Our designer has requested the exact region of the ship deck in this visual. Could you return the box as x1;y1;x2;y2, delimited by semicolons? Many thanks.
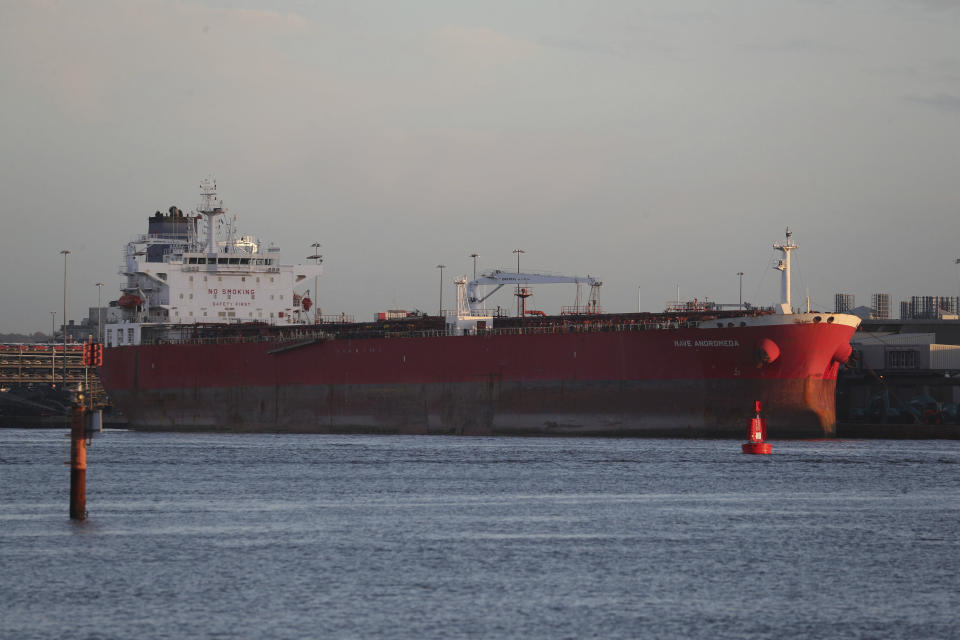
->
133;309;778;346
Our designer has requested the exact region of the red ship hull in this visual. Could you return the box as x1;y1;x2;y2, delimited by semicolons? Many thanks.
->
98;320;857;438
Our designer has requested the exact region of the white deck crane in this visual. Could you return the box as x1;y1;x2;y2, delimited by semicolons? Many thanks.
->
463;269;602;316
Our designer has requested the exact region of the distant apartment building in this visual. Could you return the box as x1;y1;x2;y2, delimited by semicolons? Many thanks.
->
900;296;959;320
834;293;855;314
870;293;890;320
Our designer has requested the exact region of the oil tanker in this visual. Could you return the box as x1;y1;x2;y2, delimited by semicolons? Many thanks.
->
98;181;860;437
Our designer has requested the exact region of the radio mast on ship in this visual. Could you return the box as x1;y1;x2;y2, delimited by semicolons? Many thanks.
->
773;227;797;314
199;178;225;254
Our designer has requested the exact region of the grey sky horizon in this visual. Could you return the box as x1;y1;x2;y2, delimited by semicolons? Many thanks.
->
1;0;958;333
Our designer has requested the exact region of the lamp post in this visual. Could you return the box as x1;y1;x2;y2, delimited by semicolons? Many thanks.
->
436;264;446;317
737;272;744;311
513;248;524;317
95;282;103;342
954;258;960;316
470;253;479;280
50;311;56;384
60;250;70;387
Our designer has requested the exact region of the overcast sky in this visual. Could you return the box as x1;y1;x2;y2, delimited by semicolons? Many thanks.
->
1;0;958;332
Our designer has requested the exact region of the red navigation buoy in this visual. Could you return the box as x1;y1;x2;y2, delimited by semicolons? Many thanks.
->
742;400;772;454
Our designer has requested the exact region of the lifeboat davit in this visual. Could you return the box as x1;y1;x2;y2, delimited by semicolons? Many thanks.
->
302;297;313;312
117;294;143;309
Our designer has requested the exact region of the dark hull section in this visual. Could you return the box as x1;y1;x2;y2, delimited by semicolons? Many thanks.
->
108;377;838;438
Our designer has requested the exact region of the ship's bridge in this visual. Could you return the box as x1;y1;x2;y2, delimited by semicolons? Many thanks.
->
106;180;324;344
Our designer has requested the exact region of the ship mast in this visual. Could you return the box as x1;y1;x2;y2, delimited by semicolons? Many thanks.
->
773;227;797;314
199;178;225;254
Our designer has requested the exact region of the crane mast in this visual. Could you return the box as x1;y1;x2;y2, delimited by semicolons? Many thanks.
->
773;227;797;315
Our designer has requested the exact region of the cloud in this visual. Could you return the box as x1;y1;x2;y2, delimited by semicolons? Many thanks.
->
895;0;960;11
432;25;538;68
537;36;623;57
0;0;312;123
907;93;960;112
743;37;851;55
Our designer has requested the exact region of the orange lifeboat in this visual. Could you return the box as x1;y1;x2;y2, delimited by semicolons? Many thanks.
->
118;294;143;309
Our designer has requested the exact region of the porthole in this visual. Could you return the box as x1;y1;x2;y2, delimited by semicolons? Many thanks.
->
827;316;835;323
813;316;822;323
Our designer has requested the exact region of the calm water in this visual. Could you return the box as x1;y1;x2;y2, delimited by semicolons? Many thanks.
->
1;430;958;639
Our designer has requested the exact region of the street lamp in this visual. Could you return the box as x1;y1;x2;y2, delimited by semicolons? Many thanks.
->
954;258;960;315
49;311;56;384
737;272;744;311
470;253;479;280
95;282;103;343
60;250;69;387
513;249;524;317
436;264;446;317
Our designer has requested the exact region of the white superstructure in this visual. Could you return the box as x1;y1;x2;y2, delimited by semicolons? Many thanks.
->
104;180;322;347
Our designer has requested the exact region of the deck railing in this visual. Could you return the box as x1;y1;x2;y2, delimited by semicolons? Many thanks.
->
131;319;703;346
